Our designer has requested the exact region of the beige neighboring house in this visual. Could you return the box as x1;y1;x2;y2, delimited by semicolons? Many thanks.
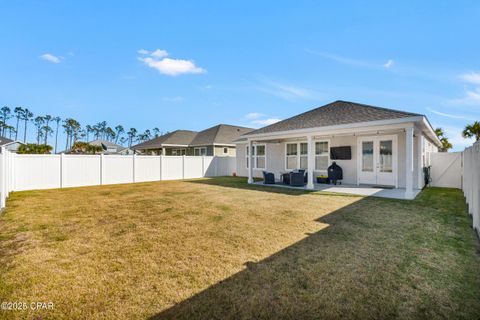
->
132;124;254;156
0;136;24;152
236;100;442;199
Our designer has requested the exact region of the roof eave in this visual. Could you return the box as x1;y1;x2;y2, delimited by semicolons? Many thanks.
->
240;116;425;140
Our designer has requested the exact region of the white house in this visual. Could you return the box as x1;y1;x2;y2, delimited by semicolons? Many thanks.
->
235;100;441;199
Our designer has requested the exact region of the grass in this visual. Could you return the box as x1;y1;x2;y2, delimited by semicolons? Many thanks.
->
0;177;479;319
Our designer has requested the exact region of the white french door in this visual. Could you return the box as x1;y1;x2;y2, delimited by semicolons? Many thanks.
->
357;135;397;187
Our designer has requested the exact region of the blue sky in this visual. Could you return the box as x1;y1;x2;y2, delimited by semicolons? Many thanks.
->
0;1;479;150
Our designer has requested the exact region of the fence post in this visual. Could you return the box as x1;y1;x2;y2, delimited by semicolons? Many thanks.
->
100;154;104;185
159;155;163;181
202;155;205;177
182;155;185;179
1;147;6;208
132;154;136;183
60;153;65;188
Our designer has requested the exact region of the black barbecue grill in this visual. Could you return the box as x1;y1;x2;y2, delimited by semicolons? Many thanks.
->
327;162;343;185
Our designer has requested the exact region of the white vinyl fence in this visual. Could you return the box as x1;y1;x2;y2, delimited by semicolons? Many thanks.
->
0;149;236;208
463;141;480;236
430;152;463;188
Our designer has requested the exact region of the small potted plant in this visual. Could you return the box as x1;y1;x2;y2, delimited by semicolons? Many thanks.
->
316;175;329;184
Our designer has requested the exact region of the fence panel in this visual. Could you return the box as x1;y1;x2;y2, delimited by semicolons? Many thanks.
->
135;156;161;182
63;155;101;187
103;156;134;185
13;155;61;191
430;152;462;188
184;156;204;179
162;156;183;180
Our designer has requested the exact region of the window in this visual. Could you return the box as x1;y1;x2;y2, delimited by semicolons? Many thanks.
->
300;143;308;169
172;149;186;156
246;144;266;169
315;141;329;171
223;147;228;154
194;147;207;156
286;143;298;169
287;141;329;171
361;141;373;172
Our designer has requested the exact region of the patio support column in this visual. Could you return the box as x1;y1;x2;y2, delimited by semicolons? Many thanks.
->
247;139;253;184
416;133;424;189
307;134;315;190
405;125;414;198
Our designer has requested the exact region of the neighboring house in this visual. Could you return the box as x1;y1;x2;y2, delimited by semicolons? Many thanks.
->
0;137;24;152
61;139;133;155
236;100;442;198
133;124;253;156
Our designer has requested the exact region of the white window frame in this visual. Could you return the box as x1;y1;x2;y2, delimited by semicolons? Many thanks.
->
246;144;266;170
285;140;330;172
315;140;330;173
172;148;186;156
194;147;207;156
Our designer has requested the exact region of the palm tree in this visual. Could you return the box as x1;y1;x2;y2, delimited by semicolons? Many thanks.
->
13;107;24;140
435;128;453;152
21;108;34;143
6;125;15;139
63;118;81;149
114;125;124;144
127;128;137;147
105;127;116;141
85;125;93;142
34;116;45;145
53;116;61;153
153;127;160;138
95;121;107;140
0;106;11;137
43;115;52;145
462;121;480;142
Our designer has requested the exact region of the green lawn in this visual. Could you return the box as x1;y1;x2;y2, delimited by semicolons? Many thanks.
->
0;177;479;319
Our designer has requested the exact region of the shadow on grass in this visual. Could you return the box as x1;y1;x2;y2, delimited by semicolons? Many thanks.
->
187;176;363;198
148;185;479;319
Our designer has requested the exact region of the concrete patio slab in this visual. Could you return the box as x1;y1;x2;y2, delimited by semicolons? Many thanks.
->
253;181;421;200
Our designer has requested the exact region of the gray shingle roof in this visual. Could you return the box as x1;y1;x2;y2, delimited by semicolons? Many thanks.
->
244;100;423;136
89;139;124;152
132;130;198;150
190;124;254;146
0;136;15;146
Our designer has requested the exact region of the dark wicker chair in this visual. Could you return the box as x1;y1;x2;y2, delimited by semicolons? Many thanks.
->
262;171;275;184
289;171;305;186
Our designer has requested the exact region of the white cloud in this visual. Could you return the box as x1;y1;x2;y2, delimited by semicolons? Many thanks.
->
244;112;264;120
257;77;317;101
460;72;480;85
426;107;469;120
242;112;281;127
383;59;394;68
305;49;371;68
251;118;281;126
151;49;168;58
138;48;206;76
449;88;480;106
40;53;61;63
306;49;396;70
